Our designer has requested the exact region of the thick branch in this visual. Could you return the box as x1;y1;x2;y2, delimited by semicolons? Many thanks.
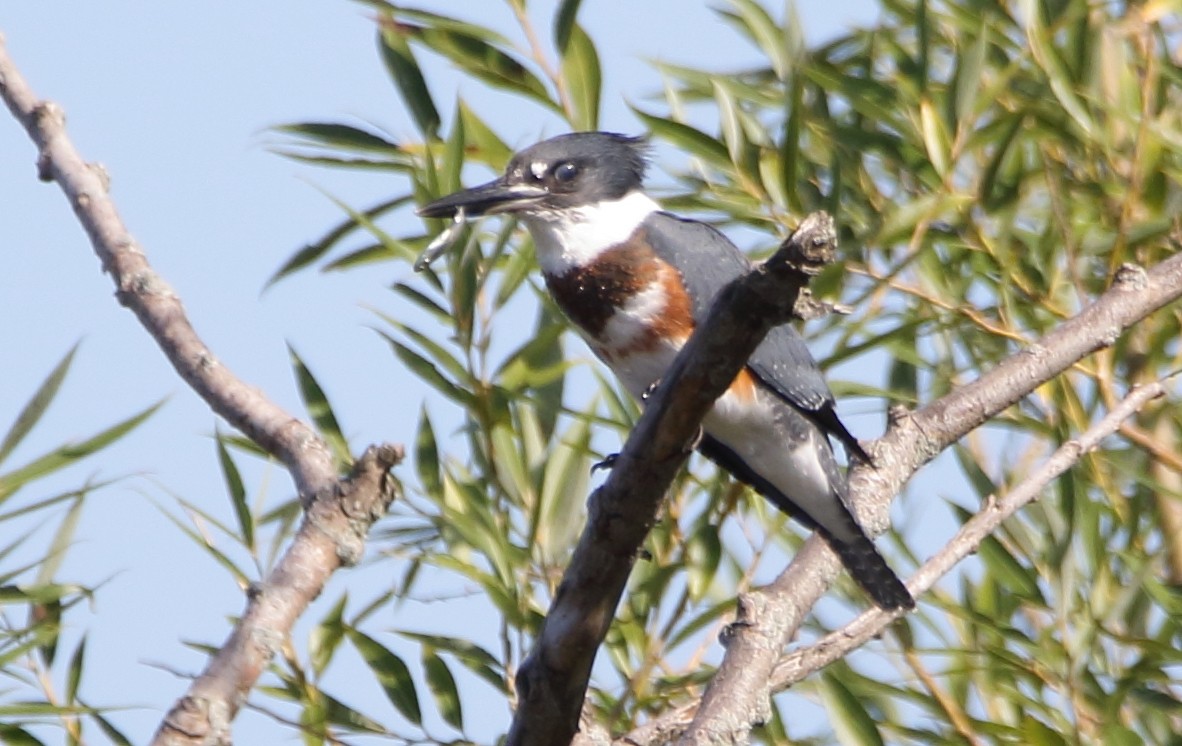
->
627;376;1173;745
0;37;404;745
506;214;841;746
656;256;1182;745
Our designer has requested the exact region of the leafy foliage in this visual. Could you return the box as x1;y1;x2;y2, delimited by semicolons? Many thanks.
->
220;0;1182;742
0;346;155;745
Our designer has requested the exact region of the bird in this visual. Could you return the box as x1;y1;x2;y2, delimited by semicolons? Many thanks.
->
418;131;914;611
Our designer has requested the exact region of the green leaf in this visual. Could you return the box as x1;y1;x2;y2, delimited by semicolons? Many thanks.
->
34;597;62;666
216;430;253;551
1023;11;1094;138
272;122;403;154
288;345;351;469
316;188;419;265
347;629;422;725
951;443;997;501
66;637;85;703
819;672;885;746
414;406;442;498
381;321;470;384
390;282;451;325
377;20;441;138
491;237;536;310
1020;715;1068;746
713;80;745;168
632;110;730;170
953;20;990;125
85;712;133;746
318;689;389;734
398;630;507;694
535;415;591;562
457;100;512;166
378;6;516;47
977;531;1044;602
0;401;163;503
310;593;347;676
885;323;919;405
34;494;83;586
266;195;411;287
440;102;467;195
978;112;1024;209
494;319;568;393
0;724;45;746
156;500;251;588
559;23;600;130
0;583;88;605
413;25;558;112
778;71;803;211
422;647;463;731
0;343;78;468
323;243;405;273
0;485;101;526
553;0;583;52
686;523;721;600
723;0;789;79
381;335;473;408
272;153;415;172
919;97;950;178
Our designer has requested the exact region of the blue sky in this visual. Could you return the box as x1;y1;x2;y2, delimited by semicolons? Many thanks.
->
0;2;940;742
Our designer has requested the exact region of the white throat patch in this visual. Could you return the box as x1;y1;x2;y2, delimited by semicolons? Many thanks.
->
522;190;661;275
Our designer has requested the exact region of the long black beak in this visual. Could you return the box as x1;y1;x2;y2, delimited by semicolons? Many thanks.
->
417;178;548;219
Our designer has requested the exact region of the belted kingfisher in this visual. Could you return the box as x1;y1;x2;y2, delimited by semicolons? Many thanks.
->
419;132;913;610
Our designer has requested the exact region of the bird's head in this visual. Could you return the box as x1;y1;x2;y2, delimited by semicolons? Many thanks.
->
417;131;650;219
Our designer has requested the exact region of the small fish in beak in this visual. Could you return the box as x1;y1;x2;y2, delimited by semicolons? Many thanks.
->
414;206;468;272
413;178;549;271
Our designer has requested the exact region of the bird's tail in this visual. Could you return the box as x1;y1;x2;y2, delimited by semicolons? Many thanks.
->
827;533;915;611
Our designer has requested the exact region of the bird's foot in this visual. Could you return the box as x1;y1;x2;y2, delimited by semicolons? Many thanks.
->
591;453;619;473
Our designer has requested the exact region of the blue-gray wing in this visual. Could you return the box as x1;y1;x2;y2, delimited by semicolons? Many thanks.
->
642;212;868;459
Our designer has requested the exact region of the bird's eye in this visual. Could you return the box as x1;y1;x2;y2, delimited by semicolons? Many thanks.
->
554;161;579;183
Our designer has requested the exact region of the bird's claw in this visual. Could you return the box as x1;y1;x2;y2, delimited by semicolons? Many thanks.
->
591;453;619;473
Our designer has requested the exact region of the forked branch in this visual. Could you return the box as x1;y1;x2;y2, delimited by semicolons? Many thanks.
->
0;36;404;746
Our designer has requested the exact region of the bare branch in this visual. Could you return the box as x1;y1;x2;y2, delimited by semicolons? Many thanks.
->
506;214;841;746
643;257;1182;745
765;376;1172;692
154;444;403;745
0;37;404;745
0;36;336;498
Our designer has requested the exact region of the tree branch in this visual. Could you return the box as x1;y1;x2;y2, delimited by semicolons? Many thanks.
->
154;445;403;745
768;375;1172;690
0;39;337;499
625;374;1175;745
628;255;1182;745
0;36;404;745
506;213;842;746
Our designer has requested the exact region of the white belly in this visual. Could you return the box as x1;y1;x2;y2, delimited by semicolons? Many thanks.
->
704;390;857;543
598;341;682;400
595;343;858;544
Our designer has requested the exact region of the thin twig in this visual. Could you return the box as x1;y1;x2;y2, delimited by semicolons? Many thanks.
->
768;377;1170;690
